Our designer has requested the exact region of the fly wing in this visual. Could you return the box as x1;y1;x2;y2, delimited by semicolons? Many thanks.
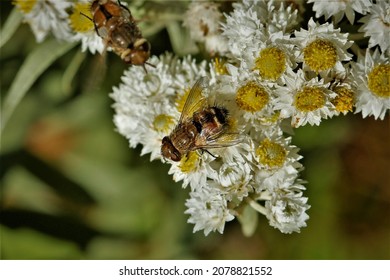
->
197;132;244;149
179;77;209;122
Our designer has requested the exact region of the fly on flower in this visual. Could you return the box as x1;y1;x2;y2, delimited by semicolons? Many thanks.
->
161;77;242;162
90;0;152;70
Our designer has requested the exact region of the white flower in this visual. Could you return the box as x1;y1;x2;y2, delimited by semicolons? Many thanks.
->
351;48;390;120
216;160;251;187
294;18;353;74
69;0;141;55
185;183;234;236
273;69;337;127
168;151;217;191
222;0;266;58
238;31;297;85
14;0;74;42
75;32;106;54
265;181;310;234
359;0;390;53
322;67;357;115
308;0;372;24
216;64;282;135
211;155;253;202
222;0;300;58
253;133;303;171
251;130;303;193
68;1;106;54
183;1;228;55
266;0;302;34
254;166;302;195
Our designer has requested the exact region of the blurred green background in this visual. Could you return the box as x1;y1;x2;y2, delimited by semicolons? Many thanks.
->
1;1;389;260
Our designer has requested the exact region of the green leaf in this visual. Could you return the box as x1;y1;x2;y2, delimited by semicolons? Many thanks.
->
61;50;87;95
0;8;23;48
1;39;77;132
0;226;83;260
237;204;259;237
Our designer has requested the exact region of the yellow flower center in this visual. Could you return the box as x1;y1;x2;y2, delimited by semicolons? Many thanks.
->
254;47;286;81
153;114;175;134
214;57;228;75
303;39;337;72
179;151;199;173
367;64;390;98
294;86;326;112
261;111;281;124
13;0;36;13
256;139;287;168
332;86;355;113
236;81;269;112
69;2;94;33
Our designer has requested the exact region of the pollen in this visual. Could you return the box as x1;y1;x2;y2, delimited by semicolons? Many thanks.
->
236;81;269;112
179;151;199;173
256;139;287;168
303;39;337;72
294;86;326;112
367;64;390;98
153;114;175;134
69;2;94;33
13;0;36;13
332;86;355;113
264;111;281;123
176;88;191;114
254;47;286;81
214;57;228;75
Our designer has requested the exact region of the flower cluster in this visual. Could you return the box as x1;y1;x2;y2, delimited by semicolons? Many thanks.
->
111;51;310;235
15;0;389;236
111;0;389;236
13;0;105;53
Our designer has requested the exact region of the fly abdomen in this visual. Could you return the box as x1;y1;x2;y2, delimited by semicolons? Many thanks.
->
211;106;228;125
192;119;203;133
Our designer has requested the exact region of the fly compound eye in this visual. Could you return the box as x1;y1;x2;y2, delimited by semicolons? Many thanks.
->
134;38;150;53
140;41;150;52
170;149;181;162
161;137;181;162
